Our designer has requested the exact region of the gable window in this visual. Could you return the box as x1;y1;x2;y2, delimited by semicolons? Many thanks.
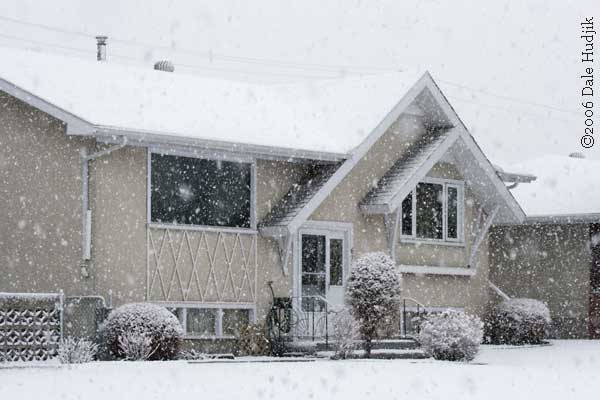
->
400;178;463;243
150;152;254;229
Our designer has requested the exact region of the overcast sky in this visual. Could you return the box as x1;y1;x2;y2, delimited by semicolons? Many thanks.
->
0;0;596;166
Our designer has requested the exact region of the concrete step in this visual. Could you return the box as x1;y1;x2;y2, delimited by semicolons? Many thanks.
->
315;338;420;352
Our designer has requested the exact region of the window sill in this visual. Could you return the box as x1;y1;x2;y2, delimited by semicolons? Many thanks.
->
398;265;476;277
148;222;258;235
399;237;465;248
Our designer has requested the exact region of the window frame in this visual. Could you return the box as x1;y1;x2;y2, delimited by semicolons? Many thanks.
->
400;177;465;246
147;147;258;233
158;302;256;340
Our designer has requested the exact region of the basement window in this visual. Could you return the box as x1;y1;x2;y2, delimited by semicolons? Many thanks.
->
150;153;254;229
400;178;464;243
170;306;254;339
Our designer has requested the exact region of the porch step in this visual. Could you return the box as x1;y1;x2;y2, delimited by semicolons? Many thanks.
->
315;337;420;352
316;349;429;360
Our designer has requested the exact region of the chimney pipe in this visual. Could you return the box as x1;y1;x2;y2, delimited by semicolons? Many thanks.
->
96;36;108;61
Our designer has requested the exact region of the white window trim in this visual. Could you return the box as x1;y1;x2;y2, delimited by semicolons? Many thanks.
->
155;302;256;340
147;147;257;232
399;177;465;246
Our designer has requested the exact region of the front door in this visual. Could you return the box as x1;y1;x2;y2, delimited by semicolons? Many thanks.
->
296;224;351;338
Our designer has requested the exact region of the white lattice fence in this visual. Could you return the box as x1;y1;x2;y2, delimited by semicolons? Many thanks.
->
0;293;63;362
147;227;258;303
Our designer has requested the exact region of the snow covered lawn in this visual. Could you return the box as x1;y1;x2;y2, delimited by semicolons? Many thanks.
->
1;340;599;400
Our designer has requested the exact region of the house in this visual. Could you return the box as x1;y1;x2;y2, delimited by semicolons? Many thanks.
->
489;154;600;338
0;44;530;357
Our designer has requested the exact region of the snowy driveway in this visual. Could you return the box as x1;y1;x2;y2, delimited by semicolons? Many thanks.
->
1;341;598;400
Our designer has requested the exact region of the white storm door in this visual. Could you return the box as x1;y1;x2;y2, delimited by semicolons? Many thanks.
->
300;230;348;312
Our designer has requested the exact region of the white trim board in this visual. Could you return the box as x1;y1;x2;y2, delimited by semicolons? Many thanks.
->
0;77;347;163
283;73;440;236
267;72;525;236
398;265;476;277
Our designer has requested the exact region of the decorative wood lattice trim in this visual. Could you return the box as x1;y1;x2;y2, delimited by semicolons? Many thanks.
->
147;227;257;303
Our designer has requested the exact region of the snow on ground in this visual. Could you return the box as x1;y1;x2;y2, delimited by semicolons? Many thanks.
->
1;341;598;400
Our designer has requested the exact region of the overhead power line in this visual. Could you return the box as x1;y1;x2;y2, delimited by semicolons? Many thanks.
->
439;79;578;115
0;14;399;75
0;15;580;118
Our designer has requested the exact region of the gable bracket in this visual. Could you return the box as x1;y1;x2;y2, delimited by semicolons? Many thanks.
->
468;205;499;269
277;233;294;276
384;209;401;262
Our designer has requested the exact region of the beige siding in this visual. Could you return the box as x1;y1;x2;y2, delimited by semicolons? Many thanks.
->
0;91;92;295
90;146;147;304
1;89;494;326
489;224;591;337
91;153;302;318
310;114;491;317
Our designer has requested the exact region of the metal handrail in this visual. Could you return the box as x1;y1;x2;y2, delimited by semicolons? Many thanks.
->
400;297;428;337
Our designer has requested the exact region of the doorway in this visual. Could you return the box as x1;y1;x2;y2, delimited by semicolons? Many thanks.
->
294;222;352;338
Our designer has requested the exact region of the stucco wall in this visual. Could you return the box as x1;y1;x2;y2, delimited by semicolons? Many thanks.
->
90;146;147;304
0;91;92;296
0;91;299;325
90;151;302;322
1;89;494;335
310;114;491;318
489;224;591;338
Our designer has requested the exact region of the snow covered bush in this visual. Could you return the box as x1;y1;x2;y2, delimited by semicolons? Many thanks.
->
419;310;483;362
346;252;401;357
57;337;98;364
331;309;360;359
236;323;270;356
487;298;551;345
100;303;183;361
118;331;154;361
178;349;208;360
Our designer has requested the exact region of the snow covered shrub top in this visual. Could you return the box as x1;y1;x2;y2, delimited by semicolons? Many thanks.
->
346;252;402;316
100;303;183;360
346;252;401;355
419;310;483;362
488;298;551;345
496;298;551;324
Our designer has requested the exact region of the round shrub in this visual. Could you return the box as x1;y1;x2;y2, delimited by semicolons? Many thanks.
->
419;310;483;362
487;298;551;345
100;303;183;361
346;252;401;357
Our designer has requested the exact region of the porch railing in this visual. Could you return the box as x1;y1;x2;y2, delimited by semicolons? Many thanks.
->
399;297;428;338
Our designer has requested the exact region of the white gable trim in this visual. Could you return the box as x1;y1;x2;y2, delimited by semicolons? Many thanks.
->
457;131;526;223
361;128;461;215
0;77;94;135
283;72;437;235
275;72;525;236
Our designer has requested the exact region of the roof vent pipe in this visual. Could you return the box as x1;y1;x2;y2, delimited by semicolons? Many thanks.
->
154;60;175;72
96;36;108;61
569;152;585;159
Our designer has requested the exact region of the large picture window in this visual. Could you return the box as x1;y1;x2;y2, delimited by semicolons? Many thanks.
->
150;153;253;229
400;179;463;243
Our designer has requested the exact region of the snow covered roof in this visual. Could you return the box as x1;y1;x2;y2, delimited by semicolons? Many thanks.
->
260;163;341;227
0;47;423;157
361;129;458;213
508;155;600;219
